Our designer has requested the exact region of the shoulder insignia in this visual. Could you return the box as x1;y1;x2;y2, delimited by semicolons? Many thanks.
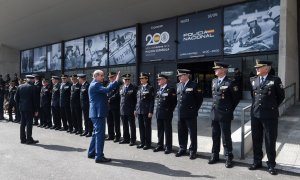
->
197;88;202;92
233;86;239;92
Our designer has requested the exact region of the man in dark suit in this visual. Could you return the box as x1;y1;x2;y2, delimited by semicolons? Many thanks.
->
135;72;155;150
119;74;137;146
59;75;72;132
70;74;82;134
154;73;177;154
78;74;93;137
50;76;61;130
208;62;241;168
106;72;121;142
15;75;39;144
8;81;17;122
33;74;42;126
40;78;52;128
176;69;203;160
87;70;120;163
0;75;5;120
248;60;285;175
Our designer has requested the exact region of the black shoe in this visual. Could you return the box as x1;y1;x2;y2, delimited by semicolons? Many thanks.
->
113;138;120;143
37;124;42;127
105;137;114;140
33;122;38;126
143;146;151;150
129;141;136;146
225;159;234;168
95;157;111;163
189;152;197;160
20;140;26;144
59;128;66;131
119;140;130;144
137;144;144;149
26;139;39;144
50;126;56;129
164;149;172;154
86;133;92;137
175;150;186;157
55;127;61;130
45;126;50;129
71;129;77;134
76;131;82;135
88;154;95;159
208;155;220;164
268;166;278;175
80;132;88;136
248;163;262;170
153;146;164;152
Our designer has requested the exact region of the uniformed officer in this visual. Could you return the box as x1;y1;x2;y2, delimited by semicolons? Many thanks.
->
78;74;93;137
40;78;52;128
106;72;121;142
60;75;72;132
176;69;203;160
33;74;42;126
0;74;5;120
8;81;17;122
50;76;61;130
248;60;285;175
70;74;82;134
119;74;137;145
15;75;39;144
208;62;241;168
154;73;177;154
135;72;155;150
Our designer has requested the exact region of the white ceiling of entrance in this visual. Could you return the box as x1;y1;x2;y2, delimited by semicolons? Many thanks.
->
0;0;245;50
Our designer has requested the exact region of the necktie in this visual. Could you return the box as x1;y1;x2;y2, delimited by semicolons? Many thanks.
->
260;77;265;85
125;86;128;93
160;87;164;94
218;80;221;86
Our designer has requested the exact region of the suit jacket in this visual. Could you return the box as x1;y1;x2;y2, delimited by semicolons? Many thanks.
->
177;80;203;118
40;85;52;108
51;83;60;107
15;82;38;112
155;84;177;119
135;84;155;115
71;82;81;108
107;81;121;110
8;86;17;104
34;81;42;107
210;76;241;121
250;75;285;119
59;82;71;108
88;80;118;118
80;81;90;110
120;83;137;116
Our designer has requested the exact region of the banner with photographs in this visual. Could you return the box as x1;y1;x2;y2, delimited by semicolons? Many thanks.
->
141;18;176;62
177;8;222;59
109;27;136;65
224;0;280;55
64;38;84;70
47;43;62;71
21;49;34;74
33;46;47;72
85;33;108;68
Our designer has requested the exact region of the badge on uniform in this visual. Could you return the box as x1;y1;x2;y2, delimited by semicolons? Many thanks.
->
185;88;193;92
252;81;255;87
266;81;274;86
233;86;239;91
220;86;228;90
162;93;168;97
64;86;69;89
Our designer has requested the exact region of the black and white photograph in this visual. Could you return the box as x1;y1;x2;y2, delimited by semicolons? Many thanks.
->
224;0;280;55
109;27;136;65
33;46;47;72
47;43;62;71
21;49;34;73
85;33;108;68
64;38;84;70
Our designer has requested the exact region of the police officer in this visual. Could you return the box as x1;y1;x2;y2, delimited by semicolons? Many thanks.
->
70;74;82;134
135;72;155;150
0;74;5;120
60;75;72;132
208;62;241;168
40;78;52;128
248;60;285;175
154;73;177;154
119;74;137;146
33;74;42;126
78;74;93;137
176;69;203;160
8;81;17;122
106;72;121;142
15;75;39;144
50;76;61;130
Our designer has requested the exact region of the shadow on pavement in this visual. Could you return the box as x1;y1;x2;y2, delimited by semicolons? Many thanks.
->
106;158;215;178
32;143;86;152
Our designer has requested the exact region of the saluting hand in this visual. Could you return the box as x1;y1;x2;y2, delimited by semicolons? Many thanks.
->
115;71;121;82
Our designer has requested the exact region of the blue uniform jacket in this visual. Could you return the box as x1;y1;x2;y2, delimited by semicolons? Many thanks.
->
88;79;118;118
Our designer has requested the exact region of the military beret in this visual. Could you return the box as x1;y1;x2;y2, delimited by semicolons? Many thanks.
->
139;72;150;79
254;60;272;68
212;62;230;69
108;72;117;78
177;69;190;76
157;73;168;79
121;74;131;80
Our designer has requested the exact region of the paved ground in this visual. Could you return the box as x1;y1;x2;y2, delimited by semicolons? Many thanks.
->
0;120;299;180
